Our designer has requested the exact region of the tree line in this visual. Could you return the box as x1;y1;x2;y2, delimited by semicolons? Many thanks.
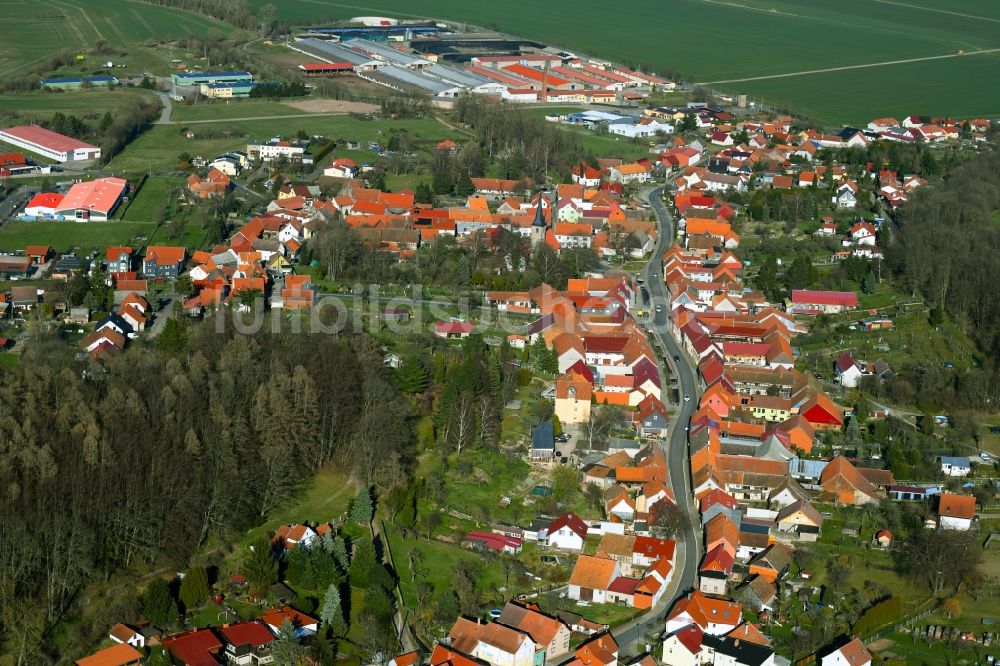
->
888;146;1000;364
452;95;600;184
0;320;411;663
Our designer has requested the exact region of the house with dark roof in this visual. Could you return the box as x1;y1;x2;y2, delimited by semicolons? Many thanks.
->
531;421;556;460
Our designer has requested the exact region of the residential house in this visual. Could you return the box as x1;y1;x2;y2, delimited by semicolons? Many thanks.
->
531;421;556;461
774;500;823;541
498;603;572;662
937;492;976;531
273;523;318;550
701;634;775;666
106;246;133;274
665;591;742;636
634;395;669;438
568;555;620;604
143;246;186;280
108;624;145;648
547;513;589;551
939;456;971;477
217;621;275;666
259;606;319;637
819;456;881;505
161;628;224;666
698;544;734;595
834;351;864;388
448;617;536;666
555;375;593;425
75;644;143;666
575;633;618;666
187;168;231;198
435;321;474;339
661;624;702;666
819;639;871;666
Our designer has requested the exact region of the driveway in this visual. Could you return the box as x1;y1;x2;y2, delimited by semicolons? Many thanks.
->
147;294;180;336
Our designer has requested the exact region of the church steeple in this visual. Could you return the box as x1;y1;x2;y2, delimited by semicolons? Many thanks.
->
532;190;547;228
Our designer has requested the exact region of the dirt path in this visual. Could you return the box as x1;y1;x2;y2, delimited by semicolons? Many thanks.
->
872;0;1000;23
702;47;1000;85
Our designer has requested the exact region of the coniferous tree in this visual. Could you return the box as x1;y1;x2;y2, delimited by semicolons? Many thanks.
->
179;566;209;612
142;578;178;628
396;356;429;394
349;487;373;524
320;584;346;636
242;538;278;599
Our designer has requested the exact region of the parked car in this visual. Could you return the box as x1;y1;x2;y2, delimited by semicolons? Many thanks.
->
683;393;690;402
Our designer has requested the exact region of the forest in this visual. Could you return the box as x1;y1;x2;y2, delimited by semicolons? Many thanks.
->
0;320;410;664
888;147;1000;363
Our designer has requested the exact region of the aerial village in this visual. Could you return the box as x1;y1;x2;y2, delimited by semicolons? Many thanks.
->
2;29;993;666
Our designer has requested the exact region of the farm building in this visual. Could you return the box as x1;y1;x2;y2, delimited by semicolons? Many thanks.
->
0;125;100;162
788;289;858;315
200;81;261;98
41;75;118;90
52;177;129;221
298;62;354;76
170;71;253;86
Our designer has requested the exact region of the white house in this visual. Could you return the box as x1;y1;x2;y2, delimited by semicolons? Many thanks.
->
937;493;975;531
666;592;742;637
939;456;971;477
449;618;536;666
834;352;864;388
109;624;145;648
820;639;872;666
661;625;701;666
849;222;877;246
324;157;358;178
546;512;588;551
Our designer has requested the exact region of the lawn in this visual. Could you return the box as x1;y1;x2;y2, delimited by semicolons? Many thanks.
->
239;466;355;548
251;0;1000;124
170;100;309;122
0;0;233;80
0;220;157;253
119;177;179;221
108;116;466;172
383;523;520;610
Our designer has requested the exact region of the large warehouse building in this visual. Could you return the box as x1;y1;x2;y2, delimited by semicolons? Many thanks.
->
0;125;101;162
53;177;128;221
170;71;253;86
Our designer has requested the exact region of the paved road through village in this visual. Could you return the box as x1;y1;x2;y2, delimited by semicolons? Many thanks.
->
611;185;702;655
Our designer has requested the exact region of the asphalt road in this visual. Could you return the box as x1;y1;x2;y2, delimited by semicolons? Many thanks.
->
610;185;702;655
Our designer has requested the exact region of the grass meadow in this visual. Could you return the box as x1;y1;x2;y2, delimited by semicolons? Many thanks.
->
0;0;233;80
250;0;1000;124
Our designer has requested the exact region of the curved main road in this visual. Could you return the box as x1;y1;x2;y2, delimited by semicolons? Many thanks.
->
611;185;702;654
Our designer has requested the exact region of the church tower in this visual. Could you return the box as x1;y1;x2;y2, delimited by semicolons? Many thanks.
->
530;190;548;248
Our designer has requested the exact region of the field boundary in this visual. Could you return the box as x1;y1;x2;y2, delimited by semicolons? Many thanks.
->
702;47;1000;84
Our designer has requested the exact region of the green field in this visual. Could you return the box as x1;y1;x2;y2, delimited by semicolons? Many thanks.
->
0;0;234;80
169;100;309;122
119;176;176;221
0;89;158;120
251;0;1000;124
0;220;156;253
108;116;466;171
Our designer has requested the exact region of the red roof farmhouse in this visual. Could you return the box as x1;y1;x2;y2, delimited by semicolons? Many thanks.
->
789;289;858;314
